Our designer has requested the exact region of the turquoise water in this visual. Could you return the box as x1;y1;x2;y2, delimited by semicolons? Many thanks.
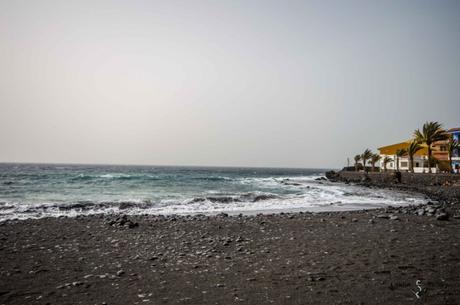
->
0;163;427;220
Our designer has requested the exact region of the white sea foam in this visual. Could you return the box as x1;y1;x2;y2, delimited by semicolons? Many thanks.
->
0;176;429;222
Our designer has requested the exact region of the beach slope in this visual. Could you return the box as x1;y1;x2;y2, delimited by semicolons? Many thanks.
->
1;206;459;305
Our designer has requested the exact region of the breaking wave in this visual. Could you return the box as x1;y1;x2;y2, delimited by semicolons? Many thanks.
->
0;164;429;221
0;182;428;221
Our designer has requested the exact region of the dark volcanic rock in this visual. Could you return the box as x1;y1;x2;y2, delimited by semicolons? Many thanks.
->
325;171;339;181
118;202;137;210
106;215;138;228
253;194;278;202
207;197;238;203
436;213;449;221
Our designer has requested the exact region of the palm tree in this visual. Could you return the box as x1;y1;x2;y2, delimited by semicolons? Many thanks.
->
395;148;407;172
382;156;393;172
361;149;373;173
370;154;381;172
353;155;361;172
447;137;460;172
414;121;448;173
407;140;423;173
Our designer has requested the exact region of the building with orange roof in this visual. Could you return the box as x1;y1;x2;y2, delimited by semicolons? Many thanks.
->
377;126;460;173
377;140;435;173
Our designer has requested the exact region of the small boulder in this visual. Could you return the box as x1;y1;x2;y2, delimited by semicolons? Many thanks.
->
107;215;138;228
436;213;449;221
116;270;125;276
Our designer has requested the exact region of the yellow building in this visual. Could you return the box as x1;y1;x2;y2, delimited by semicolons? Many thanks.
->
377;141;434;172
378;141;428;156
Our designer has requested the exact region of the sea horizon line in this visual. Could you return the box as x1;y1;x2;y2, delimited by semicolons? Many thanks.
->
0;161;334;171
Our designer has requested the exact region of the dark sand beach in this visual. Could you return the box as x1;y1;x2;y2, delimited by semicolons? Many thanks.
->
1;181;460;305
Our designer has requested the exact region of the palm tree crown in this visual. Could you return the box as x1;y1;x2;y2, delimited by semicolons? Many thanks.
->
353;155;361;172
407;140;423;172
382;156;393;172
395;148;407;157
370;154;381;172
395;148;407;172
361;149;373;172
414;121;448;145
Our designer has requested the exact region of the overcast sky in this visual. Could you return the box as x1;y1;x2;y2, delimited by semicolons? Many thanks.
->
1;0;459;168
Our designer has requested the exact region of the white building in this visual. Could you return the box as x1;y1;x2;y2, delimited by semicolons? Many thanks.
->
378;141;438;173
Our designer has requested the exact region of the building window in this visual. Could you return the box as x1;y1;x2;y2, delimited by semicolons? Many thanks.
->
440;146;447;151
415;162;419;167
401;161;408;167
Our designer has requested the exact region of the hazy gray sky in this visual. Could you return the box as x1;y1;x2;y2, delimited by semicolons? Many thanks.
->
1;0;459;168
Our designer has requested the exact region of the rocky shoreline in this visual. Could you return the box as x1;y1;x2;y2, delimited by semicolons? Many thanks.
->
1;177;459;305
326;170;460;220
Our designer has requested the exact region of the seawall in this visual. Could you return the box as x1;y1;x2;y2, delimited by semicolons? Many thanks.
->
326;171;460;203
336;171;460;185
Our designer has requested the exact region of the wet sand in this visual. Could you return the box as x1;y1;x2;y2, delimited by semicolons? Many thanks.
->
1;198;460;305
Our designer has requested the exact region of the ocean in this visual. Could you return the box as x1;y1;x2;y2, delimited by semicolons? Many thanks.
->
0;163;427;221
